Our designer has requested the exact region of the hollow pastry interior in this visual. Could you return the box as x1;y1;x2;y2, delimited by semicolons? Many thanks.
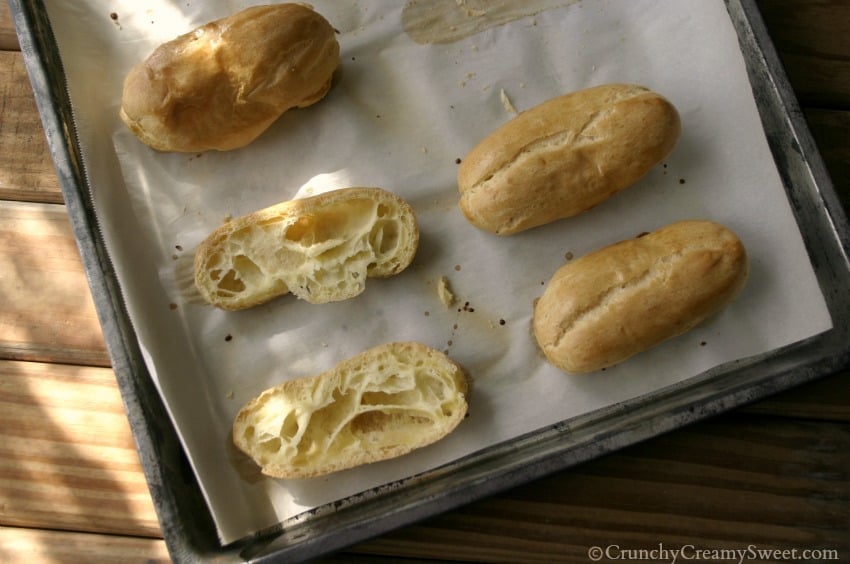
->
194;188;418;310
232;342;468;479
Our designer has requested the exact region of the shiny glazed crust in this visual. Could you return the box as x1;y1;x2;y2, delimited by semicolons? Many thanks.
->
533;220;749;373
232;342;469;479
458;84;681;234
119;4;340;152
193;187;419;310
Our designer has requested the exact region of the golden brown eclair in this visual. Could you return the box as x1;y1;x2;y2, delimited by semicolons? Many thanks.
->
533;220;749;373
120;4;340;152
458;84;681;235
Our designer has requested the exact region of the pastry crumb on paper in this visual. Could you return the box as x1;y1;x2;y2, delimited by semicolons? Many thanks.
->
437;276;456;307
500;88;518;115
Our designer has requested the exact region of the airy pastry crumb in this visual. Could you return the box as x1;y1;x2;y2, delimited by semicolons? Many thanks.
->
231;342;468;478
500;88;518;115
437;276;456;307
194;187;419;310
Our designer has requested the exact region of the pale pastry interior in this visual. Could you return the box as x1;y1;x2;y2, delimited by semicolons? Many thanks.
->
232;342;468;478
194;189;418;309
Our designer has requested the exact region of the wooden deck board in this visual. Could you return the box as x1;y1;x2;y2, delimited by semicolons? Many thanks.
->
0;51;62;204
0;2;17;52
756;0;850;108
0;526;169;564
0;200;109;366
352;414;850;561
0;360;160;538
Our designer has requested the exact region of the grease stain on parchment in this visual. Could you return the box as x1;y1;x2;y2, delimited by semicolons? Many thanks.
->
402;0;580;45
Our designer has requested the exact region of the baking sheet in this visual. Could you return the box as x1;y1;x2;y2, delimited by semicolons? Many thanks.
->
41;0;832;545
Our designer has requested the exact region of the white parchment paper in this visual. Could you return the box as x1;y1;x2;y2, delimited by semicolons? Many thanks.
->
44;0;832;544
